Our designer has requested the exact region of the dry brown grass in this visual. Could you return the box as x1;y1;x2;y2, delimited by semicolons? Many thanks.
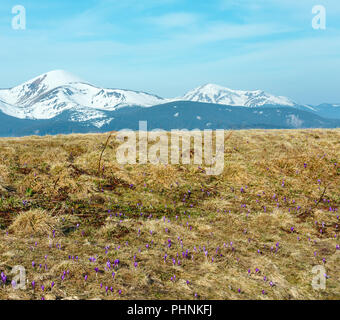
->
0;129;339;300
8;209;60;237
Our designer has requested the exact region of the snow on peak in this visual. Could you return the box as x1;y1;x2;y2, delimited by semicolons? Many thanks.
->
0;70;85;107
0;72;299;123
34;70;85;87
177;83;296;107
0;70;165;120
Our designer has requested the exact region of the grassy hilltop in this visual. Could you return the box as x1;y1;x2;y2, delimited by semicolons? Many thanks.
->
0;129;339;300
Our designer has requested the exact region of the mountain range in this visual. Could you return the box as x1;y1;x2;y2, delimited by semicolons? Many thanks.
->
0;70;339;136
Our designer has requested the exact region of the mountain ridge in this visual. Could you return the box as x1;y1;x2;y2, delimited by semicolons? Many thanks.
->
0;70;339;136
0;70;303;121
175;83;297;107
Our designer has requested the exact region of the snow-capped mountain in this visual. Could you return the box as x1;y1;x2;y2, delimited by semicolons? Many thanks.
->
0;70;165;120
176;83;296;107
0;71;338;135
0;70;83;107
0;72;300;122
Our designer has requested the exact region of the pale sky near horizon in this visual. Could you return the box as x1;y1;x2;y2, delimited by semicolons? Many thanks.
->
0;0;339;105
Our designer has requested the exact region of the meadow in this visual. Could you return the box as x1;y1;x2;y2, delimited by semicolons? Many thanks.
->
0;129;339;300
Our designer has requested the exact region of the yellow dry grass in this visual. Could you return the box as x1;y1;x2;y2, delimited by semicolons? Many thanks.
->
8;209;60;237
0;129;339;300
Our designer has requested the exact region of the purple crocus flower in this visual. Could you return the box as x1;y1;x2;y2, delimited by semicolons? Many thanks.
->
1;272;7;284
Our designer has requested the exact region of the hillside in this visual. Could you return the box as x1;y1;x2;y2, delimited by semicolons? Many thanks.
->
1;102;340;137
0;129;339;300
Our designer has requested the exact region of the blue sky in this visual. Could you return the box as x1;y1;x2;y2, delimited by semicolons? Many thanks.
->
0;0;339;105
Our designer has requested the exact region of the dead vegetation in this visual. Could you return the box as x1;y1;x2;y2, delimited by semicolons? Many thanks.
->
8;209;60;237
0;129;339;300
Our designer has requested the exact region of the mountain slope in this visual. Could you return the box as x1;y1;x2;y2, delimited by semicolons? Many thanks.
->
309;103;340;119
1;102;339;137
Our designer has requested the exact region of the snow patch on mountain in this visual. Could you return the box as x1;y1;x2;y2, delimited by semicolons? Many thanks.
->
286;114;303;128
92;118;114;128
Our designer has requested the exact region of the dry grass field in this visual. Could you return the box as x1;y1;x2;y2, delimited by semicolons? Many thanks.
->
0;129;339;300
